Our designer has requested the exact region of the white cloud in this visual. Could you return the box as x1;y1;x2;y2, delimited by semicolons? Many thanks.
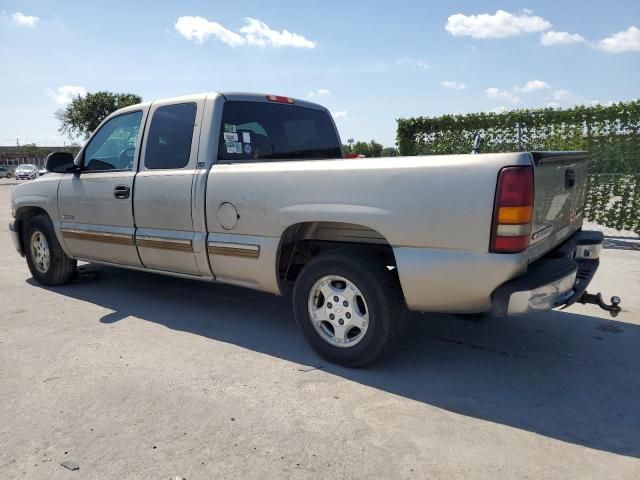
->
46;85;87;104
332;111;348;120
445;10;551;39
552;89;571;101
540;31;585;46
598;26;640;53
175;16;244;46
491;106;508;113
12;12;39;27
441;81;467;90
174;16;315;48
486;87;522;105
516;80;550;92
240;18;316;48
552;88;589;105
306;89;331;99
590;99;614;107
547;102;561;109
396;57;430;70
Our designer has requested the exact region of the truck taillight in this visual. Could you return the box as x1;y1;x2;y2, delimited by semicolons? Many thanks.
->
490;166;534;253
266;95;294;104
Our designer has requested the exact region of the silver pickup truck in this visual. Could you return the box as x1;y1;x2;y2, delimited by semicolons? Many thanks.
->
9;92;619;366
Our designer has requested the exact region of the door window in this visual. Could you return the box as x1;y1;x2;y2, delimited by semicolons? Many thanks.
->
144;103;197;169
83;111;143;172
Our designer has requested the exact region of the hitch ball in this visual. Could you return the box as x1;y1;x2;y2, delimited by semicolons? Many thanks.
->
578;292;622;318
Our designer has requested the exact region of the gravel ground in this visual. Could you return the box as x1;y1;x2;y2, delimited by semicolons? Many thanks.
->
1;182;639;479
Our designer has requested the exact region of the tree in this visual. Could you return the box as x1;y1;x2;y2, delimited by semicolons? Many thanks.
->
345;140;385;157
381;147;399;157
55;91;142;139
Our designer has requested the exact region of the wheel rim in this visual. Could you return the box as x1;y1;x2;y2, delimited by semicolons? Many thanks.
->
307;275;370;348
30;230;50;274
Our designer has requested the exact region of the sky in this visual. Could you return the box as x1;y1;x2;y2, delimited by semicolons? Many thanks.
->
0;0;639;147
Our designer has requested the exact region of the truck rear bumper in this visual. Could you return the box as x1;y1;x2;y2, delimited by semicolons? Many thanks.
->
492;230;603;316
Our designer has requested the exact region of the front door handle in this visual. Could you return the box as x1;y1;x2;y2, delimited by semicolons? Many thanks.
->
114;185;130;199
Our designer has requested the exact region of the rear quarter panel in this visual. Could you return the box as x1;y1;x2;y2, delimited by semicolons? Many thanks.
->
205;152;533;310
206;153;532;250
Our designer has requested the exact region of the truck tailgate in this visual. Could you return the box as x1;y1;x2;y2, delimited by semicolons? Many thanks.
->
528;151;588;262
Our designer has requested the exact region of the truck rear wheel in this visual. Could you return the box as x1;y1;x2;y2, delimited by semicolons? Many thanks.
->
293;251;406;367
24;215;76;285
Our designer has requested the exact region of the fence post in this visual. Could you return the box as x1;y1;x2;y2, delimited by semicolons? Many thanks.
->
517;122;523;152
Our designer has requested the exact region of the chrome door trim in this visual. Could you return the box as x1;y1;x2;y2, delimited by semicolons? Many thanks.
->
136;235;193;252
61;228;134;246
207;241;260;258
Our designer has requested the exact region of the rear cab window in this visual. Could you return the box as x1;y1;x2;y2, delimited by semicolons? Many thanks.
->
217;100;342;162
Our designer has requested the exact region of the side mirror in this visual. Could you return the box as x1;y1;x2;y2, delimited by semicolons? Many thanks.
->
45;152;76;174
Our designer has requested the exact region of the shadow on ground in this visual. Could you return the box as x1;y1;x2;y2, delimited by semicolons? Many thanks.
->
30;265;640;459
603;236;640;251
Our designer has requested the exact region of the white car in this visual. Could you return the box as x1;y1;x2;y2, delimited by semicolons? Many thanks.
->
14;164;39;180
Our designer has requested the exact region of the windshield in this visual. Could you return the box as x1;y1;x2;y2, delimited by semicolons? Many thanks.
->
17;164;36;171
217;101;342;162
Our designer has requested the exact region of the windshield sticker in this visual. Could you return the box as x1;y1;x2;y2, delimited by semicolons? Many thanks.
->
234;141;243;153
224;124;237;133
226;141;240;154
242;131;251;143
224;132;238;142
243;143;252;154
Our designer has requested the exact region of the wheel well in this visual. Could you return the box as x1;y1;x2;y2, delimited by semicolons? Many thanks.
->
15;207;49;250
277;222;396;290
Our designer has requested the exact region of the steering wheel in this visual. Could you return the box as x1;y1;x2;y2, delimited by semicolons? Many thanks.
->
119;147;136;168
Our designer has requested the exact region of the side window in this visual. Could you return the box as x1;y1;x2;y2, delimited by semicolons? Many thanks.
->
83;111;143;172
217;101;342;162
144;103;197;169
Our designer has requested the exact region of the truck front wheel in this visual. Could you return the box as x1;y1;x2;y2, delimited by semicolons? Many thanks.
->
24;215;76;285
293;251;406;367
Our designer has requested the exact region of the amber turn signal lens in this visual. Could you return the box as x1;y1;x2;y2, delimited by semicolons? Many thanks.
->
497;206;533;224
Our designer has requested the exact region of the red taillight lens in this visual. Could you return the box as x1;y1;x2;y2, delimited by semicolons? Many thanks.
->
266;95;294;104
496;167;534;206
490;166;534;253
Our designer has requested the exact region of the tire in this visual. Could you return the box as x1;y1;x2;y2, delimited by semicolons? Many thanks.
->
24;214;76;285
293;250;406;367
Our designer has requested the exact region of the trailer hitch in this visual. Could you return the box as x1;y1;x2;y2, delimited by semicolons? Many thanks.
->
577;292;622;317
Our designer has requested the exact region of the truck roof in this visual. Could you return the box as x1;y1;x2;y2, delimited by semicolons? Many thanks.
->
116;92;328;115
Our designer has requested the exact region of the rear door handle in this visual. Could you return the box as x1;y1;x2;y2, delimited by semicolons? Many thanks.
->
114;185;130;199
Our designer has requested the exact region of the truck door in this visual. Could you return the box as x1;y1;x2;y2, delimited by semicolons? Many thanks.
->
58;109;146;266
133;99;203;275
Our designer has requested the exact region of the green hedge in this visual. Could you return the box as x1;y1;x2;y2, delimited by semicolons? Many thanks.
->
397;100;640;234
585;175;640;233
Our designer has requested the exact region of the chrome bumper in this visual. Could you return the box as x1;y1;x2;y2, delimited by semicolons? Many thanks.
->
9;220;23;256
492;230;603;316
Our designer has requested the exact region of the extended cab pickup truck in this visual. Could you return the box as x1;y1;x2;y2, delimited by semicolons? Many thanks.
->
9;92;619;366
